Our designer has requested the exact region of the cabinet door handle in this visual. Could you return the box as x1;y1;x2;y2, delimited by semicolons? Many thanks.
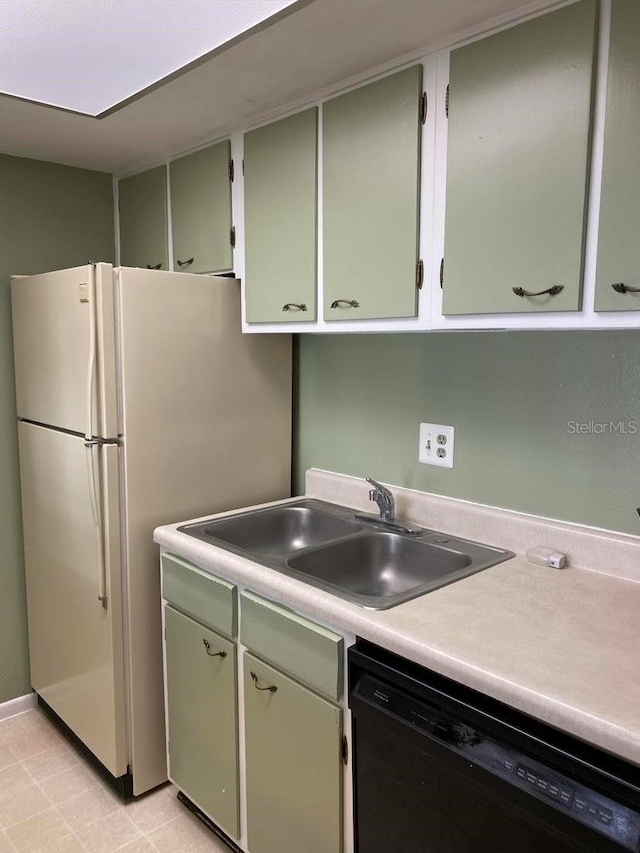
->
512;285;563;298
146;263;162;270
330;299;360;309
202;639;227;658
282;303;308;312
177;257;194;268
250;671;278;693
612;282;640;294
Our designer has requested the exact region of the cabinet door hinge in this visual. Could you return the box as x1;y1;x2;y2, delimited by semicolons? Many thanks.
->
242;158;245;176
440;258;445;288
416;260;424;290
230;226;236;248
341;735;349;765
228;159;235;182
445;84;450;118
420;91;428;125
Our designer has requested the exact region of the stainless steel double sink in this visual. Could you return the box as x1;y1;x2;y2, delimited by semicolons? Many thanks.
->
178;499;514;610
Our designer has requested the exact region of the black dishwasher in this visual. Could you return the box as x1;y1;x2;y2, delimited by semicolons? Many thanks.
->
349;642;640;853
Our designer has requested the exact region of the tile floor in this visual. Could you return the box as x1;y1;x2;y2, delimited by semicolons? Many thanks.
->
0;709;229;853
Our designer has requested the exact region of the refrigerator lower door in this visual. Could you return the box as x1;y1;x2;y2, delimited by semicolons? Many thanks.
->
18;421;127;778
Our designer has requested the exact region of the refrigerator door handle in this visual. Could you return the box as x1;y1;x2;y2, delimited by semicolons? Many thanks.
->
84;269;108;609
85;265;97;442
85;445;107;608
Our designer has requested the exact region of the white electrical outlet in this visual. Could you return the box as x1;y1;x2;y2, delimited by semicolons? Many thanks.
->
419;423;455;468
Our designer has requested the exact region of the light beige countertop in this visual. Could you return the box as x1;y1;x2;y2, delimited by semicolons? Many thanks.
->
154;469;640;768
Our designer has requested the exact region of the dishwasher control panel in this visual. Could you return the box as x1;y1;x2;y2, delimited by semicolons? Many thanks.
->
514;762;613;825
501;758;626;844
356;674;640;852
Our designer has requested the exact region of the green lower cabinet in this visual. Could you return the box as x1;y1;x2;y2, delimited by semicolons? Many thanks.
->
170;140;233;274
595;0;640;312
442;0;597;315
244;652;342;853
118;166;168;270
165;606;239;839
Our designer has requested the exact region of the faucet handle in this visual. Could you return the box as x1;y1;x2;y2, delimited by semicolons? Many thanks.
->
366;477;385;493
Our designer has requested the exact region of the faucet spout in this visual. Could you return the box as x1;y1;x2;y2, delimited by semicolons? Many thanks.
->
356;477;424;535
366;477;395;522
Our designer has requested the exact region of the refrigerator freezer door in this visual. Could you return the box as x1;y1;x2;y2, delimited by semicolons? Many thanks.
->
18;421;127;778
11;264;117;437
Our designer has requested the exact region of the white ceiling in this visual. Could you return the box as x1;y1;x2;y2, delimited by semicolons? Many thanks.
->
0;0;564;175
0;0;298;115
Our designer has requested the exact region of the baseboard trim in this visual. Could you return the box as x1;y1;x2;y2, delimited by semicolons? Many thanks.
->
0;692;36;722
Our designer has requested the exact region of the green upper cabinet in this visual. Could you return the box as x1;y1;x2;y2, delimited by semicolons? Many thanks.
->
244;108;318;323
442;0;597;316
323;65;423;321
595;0;640;312
118;166;168;270
170;141;233;274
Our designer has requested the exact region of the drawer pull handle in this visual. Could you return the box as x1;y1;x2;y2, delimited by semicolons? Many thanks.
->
202;639;227;659
282;302;308;312
512;285;564;298
612;282;640;294
177;257;194;268
146;262;162;270
330;299;360;309
251;671;278;693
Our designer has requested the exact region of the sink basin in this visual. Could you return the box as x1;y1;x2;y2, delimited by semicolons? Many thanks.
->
287;533;472;600
179;501;362;557
179;499;514;609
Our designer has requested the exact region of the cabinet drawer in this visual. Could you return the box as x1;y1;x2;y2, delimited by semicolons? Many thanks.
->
240;591;343;700
162;553;236;638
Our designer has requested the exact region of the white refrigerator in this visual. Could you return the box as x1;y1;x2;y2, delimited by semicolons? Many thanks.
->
11;264;292;796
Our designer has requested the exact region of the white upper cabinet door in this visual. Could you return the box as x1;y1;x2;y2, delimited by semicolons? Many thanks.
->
11;264;117;436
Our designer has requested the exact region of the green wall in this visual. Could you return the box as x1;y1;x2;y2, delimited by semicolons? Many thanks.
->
294;332;640;536
0;153;115;703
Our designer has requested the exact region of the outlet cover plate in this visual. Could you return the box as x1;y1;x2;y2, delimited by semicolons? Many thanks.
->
419;423;455;468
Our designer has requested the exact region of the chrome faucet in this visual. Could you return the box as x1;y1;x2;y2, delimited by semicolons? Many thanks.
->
355;477;424;535
367;478;395;522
